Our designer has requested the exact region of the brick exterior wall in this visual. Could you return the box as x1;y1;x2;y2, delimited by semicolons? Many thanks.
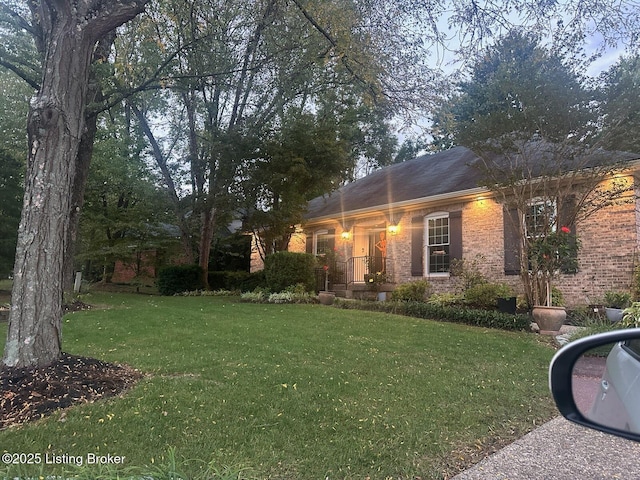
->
250;230;308;272
389;198;523;297
293;175;639;307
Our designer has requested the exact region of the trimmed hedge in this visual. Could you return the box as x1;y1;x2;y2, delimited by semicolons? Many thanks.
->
208;270;267;292
157;264;204;296
334;299;531;331
264;251;316;293
464;282;514;309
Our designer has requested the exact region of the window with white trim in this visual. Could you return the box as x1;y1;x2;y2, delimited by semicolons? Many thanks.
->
314;230;332;256
425;213;450;274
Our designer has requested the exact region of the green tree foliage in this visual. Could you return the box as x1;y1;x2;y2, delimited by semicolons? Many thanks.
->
0;69;29;277
78;110;176;282
598;55;640;153
431;31;632;307
118;0;403;282
0;150;22;277
431;31;593;149
245;112;352;257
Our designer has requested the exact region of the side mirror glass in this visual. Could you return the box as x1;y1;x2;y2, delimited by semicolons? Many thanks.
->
550;329;640;442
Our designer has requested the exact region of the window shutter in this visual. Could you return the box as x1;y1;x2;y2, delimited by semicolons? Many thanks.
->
449;211;462;262
503;206;521;275
411;216;423;276
558;197;578;274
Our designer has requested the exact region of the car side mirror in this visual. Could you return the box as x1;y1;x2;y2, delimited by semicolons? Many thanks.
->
549;328;640;442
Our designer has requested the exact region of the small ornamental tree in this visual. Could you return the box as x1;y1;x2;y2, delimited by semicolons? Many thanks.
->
528;226;580;307
477;140;633;308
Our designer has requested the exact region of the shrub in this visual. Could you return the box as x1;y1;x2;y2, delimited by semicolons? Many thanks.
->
208;270;267;292
464;282;514;310
240;286;316;304
333;299;531;331
180;289;239;296
566;311;617;342
157;265;204;296
241;290;267;303
621;302;640;328
427;292;464;307
268;291;316;304
450;255;487;292
264;252;316;292
391;280;431;302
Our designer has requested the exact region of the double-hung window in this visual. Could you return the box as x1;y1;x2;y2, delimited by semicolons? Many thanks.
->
425;213;450;274
525;199;557;239
314;230;332;256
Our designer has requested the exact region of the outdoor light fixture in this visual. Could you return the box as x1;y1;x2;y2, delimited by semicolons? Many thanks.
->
341;230;351;240
387;224;399;236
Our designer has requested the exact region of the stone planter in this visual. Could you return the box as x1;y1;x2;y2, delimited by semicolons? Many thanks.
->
532;305;566;333
605;307;624;323
318;291;336;305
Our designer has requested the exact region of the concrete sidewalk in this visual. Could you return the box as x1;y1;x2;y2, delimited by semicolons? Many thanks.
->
451;417;640;479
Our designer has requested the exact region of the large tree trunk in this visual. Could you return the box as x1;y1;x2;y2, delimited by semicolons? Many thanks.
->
2;0;149;369
198;206;217;289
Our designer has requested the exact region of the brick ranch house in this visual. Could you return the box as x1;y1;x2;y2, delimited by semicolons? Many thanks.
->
251;145;640;306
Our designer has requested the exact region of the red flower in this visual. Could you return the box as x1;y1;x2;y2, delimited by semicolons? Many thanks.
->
323;265;329;271
560;226;571;234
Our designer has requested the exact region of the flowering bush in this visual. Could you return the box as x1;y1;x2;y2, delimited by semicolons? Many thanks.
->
528;226;580;306
529;226;579;275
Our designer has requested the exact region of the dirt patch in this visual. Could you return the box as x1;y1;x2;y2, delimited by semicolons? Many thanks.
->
1;353;142;430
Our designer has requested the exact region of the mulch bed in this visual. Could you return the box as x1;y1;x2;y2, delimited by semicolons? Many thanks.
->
0;353;143;430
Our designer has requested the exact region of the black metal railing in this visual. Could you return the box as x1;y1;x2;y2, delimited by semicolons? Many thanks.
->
346;256;386;286
314;260;347;292
315;256;387;291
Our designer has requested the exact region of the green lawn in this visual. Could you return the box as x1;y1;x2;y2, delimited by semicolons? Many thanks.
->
0;293;557;479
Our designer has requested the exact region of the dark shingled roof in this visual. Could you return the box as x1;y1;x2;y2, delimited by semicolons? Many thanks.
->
305;146;484;220
305;143;640;221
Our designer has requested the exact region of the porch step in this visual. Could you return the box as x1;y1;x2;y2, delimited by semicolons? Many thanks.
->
332;284;347;298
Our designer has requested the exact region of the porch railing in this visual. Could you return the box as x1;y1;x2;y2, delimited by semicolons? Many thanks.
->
314;261;347;292
346;256;386;286
314;256;387;291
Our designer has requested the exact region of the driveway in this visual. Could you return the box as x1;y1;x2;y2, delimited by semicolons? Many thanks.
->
452;336;640;479
451;416;640;479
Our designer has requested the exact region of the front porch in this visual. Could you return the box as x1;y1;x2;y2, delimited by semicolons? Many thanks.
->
315;255;395;299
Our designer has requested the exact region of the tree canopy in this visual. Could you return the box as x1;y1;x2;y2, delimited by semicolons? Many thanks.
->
0;0;638;367
430;30;594;150
598;54;640;153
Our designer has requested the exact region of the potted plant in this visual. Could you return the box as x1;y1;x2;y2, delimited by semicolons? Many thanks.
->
365;271;388;300
529;226;577;333
604;291;632;322
621;302;640;328
317;264;335;305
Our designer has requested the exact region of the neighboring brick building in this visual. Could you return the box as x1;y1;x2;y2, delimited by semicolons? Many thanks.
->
286;145;640;307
